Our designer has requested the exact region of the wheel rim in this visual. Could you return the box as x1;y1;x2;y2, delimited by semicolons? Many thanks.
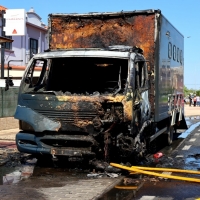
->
167;126;174;145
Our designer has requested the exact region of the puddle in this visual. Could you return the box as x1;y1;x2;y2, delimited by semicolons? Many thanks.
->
102;179;200;200
185;116;200;129
98;186;137;200
0;166;16;185
98;179;144;200
0;158;37;185
186;121;192;127
185;154;200;170
178;121;200;139
3;171;21;184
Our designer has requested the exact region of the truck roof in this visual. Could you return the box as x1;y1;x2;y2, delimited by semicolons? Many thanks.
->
49;9;160;17
33;49;133;59
49;9;183;37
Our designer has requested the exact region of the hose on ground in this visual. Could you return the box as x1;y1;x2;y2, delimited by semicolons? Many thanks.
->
131;166;200;175
110;163;200;183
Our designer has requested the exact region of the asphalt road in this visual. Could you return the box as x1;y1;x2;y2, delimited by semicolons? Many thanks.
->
0;105;200;200
98;124;200;200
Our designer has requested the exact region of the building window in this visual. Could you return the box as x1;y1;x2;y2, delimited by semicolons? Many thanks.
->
30;38;38;58
2;31;12;50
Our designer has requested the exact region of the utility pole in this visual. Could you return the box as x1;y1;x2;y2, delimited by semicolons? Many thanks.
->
1;10;5;79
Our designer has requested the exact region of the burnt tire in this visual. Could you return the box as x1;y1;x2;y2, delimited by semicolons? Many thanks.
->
167;126;174;145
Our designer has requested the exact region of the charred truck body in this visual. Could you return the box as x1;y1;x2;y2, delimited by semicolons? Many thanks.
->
14;10;187;163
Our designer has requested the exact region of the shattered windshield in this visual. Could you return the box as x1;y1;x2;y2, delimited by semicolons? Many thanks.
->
23;57;128;95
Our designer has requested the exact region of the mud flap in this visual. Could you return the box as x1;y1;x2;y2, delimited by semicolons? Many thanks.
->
176;113;188;129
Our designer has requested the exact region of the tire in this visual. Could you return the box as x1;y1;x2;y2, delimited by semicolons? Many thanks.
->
167;126;174;145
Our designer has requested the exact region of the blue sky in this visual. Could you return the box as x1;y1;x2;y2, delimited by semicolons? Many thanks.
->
1;0;200;89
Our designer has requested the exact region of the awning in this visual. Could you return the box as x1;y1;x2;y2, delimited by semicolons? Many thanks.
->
0;36;13;44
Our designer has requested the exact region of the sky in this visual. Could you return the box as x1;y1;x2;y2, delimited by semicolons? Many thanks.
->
1;0;200;90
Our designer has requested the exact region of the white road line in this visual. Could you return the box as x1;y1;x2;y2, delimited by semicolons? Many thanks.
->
139;196;173;200
194;133;200;136
189;138;196;142
198;129;200;131
176;155;184;158
182;145;191;150
159;172;172;180
140;196;156;200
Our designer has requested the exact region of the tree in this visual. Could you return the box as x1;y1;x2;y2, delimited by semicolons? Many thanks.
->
184;85;189;97
183;85;197;97
196;90;200;96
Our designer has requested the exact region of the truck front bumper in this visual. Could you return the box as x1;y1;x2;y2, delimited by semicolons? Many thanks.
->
16;132;96;157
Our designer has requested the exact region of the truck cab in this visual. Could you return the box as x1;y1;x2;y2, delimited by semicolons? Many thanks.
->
15;46;150;162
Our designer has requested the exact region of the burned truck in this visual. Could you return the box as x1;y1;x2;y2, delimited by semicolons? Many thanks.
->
14;9;187;163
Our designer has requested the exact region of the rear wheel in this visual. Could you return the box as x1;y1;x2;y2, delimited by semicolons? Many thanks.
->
167;126;174;145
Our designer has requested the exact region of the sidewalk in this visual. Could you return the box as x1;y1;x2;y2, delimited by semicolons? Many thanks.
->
0;128;19;141
0;117;19;131
0;128;19;150
0;176;122;200
184;104;200;117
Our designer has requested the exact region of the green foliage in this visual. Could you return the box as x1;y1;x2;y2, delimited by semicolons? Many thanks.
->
184;85;198;97
196;90;200;96
184;86;189;96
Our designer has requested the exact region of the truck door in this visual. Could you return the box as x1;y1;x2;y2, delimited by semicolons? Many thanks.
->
134;58;151;129
22;59;49;93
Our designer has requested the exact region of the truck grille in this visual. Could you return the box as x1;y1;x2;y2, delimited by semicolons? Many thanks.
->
35;109;97;123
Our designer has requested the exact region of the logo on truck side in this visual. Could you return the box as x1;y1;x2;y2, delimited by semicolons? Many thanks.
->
168;42;183;64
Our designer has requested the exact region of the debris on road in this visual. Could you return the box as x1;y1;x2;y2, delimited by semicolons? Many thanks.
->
106;173;119;178
2;157;37;185
153;152;163;159
3;171;21;184
87;172;120;178
26;158;37;164
123;178;140;185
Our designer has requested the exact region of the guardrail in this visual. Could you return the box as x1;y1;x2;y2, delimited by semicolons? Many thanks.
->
0;87;19;117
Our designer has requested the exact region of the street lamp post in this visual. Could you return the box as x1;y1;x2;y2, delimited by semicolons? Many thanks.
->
0;10;5;79
5;60;23;91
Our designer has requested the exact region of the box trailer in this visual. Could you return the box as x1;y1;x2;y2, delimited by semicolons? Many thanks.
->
14;9;187;163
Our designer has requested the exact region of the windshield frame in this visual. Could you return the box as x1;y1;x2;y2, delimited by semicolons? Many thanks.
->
20;51;138;96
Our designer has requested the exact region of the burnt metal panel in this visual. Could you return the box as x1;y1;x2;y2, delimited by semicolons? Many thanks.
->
49;12;157;116
17;93;132;132
49;13;156;56
16;132;96;157
14;105;61;132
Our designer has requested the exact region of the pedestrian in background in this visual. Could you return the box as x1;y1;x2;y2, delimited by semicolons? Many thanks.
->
189;94;192;106
193;95;197;107
196;95;200;106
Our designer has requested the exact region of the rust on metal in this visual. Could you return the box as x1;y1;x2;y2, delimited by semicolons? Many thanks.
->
50;13;156;112
54;94;132;130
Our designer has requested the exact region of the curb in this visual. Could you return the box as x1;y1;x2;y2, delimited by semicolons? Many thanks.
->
94;177;123;199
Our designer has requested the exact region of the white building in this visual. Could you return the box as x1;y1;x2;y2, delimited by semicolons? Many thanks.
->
0;5;47;86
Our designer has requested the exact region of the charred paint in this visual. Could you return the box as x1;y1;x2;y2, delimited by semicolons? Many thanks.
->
55;95;132;124
122;99;133;121
49;13;156;114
